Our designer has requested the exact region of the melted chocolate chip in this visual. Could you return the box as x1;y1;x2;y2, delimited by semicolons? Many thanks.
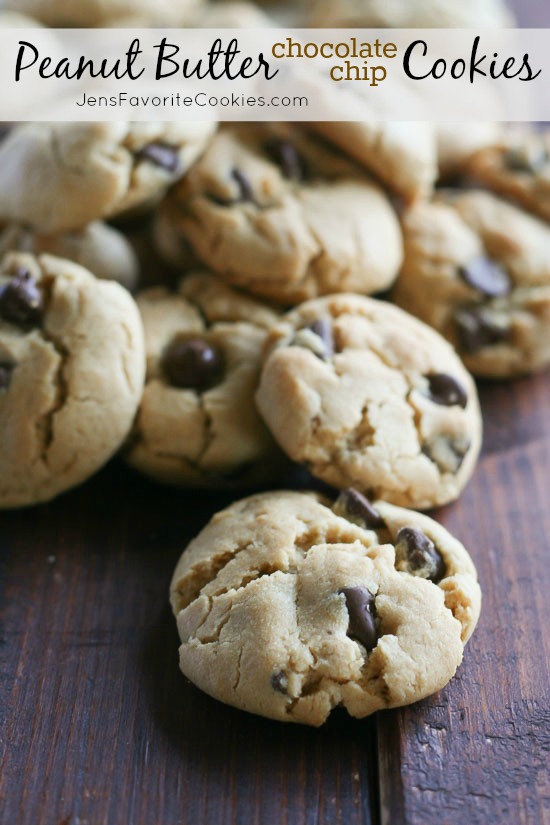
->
425;373;468;409
137;142;180;174
394;527;446;583
162;337;224;390
265;138;307;181
334;488;385;529
0;268;44;325
455;306;509;353
459;257;511;298
504;144;547;174
231;167;255;202
270;670;288;694
340;587;378;652
0;362;13;390
292;318;334;360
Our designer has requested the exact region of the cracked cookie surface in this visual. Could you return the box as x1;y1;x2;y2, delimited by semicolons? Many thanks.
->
393;190;550;377
170;490;481;726
0;252;145;508
0;121;216;233
256;294;482;509
154;124;403;305
125;272;287;488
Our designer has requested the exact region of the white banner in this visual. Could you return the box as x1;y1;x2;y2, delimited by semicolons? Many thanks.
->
0;27;547;121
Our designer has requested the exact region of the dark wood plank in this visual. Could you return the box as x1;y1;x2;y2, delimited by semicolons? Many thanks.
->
378;372;550;825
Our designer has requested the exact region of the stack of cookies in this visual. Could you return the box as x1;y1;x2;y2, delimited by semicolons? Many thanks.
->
2;0;547;729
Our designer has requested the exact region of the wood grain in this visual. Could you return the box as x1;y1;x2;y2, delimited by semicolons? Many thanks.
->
0;469;382;825
377;374;550;825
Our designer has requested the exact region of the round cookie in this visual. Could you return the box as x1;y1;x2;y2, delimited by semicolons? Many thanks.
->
0;221;139;291
306;0;514;28
393;190;550;377
466;129;550;225
306;121;436;204
0;121;216;233
1;0;202;26
169;489;481;726
0;252;145;508
154;125;403;305
255;294;482;510
125;272;287;488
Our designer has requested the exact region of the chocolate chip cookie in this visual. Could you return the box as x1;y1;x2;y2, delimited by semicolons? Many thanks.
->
125;272;287;488
255;294;482;509
305;120;437;204
0;221;139;291
393;190;550;377
466;129;550;224
0;121;216;233
154;125;403;305
0;252;145;508
170;490;481;725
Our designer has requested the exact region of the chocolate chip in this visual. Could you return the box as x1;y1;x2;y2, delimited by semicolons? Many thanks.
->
231;168;254;202
504;144;547;174
455;306;509;353
340;587;377;652
292;318;334;360
334;488;385;529
394;527;446;583
307;319;334;358
270;670;288;694
459;257;511;298
425;373;468;409
0;362;13;390
422;435;471;474
137;142;180;174
265;138;307;181
162;337;224;390
0;268;44;325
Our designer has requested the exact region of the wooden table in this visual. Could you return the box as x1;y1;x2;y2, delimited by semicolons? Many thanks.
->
2;4;550;823
2;370;550;825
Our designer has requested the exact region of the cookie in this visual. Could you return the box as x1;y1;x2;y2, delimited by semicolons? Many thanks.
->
0;252;145;508
170;490;481;725
154;125;403;305
2;0;202;26
255;294;482;509
304;120;437;204
436;123;502;179
190;1;273;26
306;0;513;28
125;272;287;488
393;190;550;377
0;221;139;291
466;129;550;224
0;121;216;233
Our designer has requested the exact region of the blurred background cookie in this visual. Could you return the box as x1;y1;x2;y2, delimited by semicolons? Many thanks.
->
393;190;550;377
154;124;404;305
0;121;216;233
